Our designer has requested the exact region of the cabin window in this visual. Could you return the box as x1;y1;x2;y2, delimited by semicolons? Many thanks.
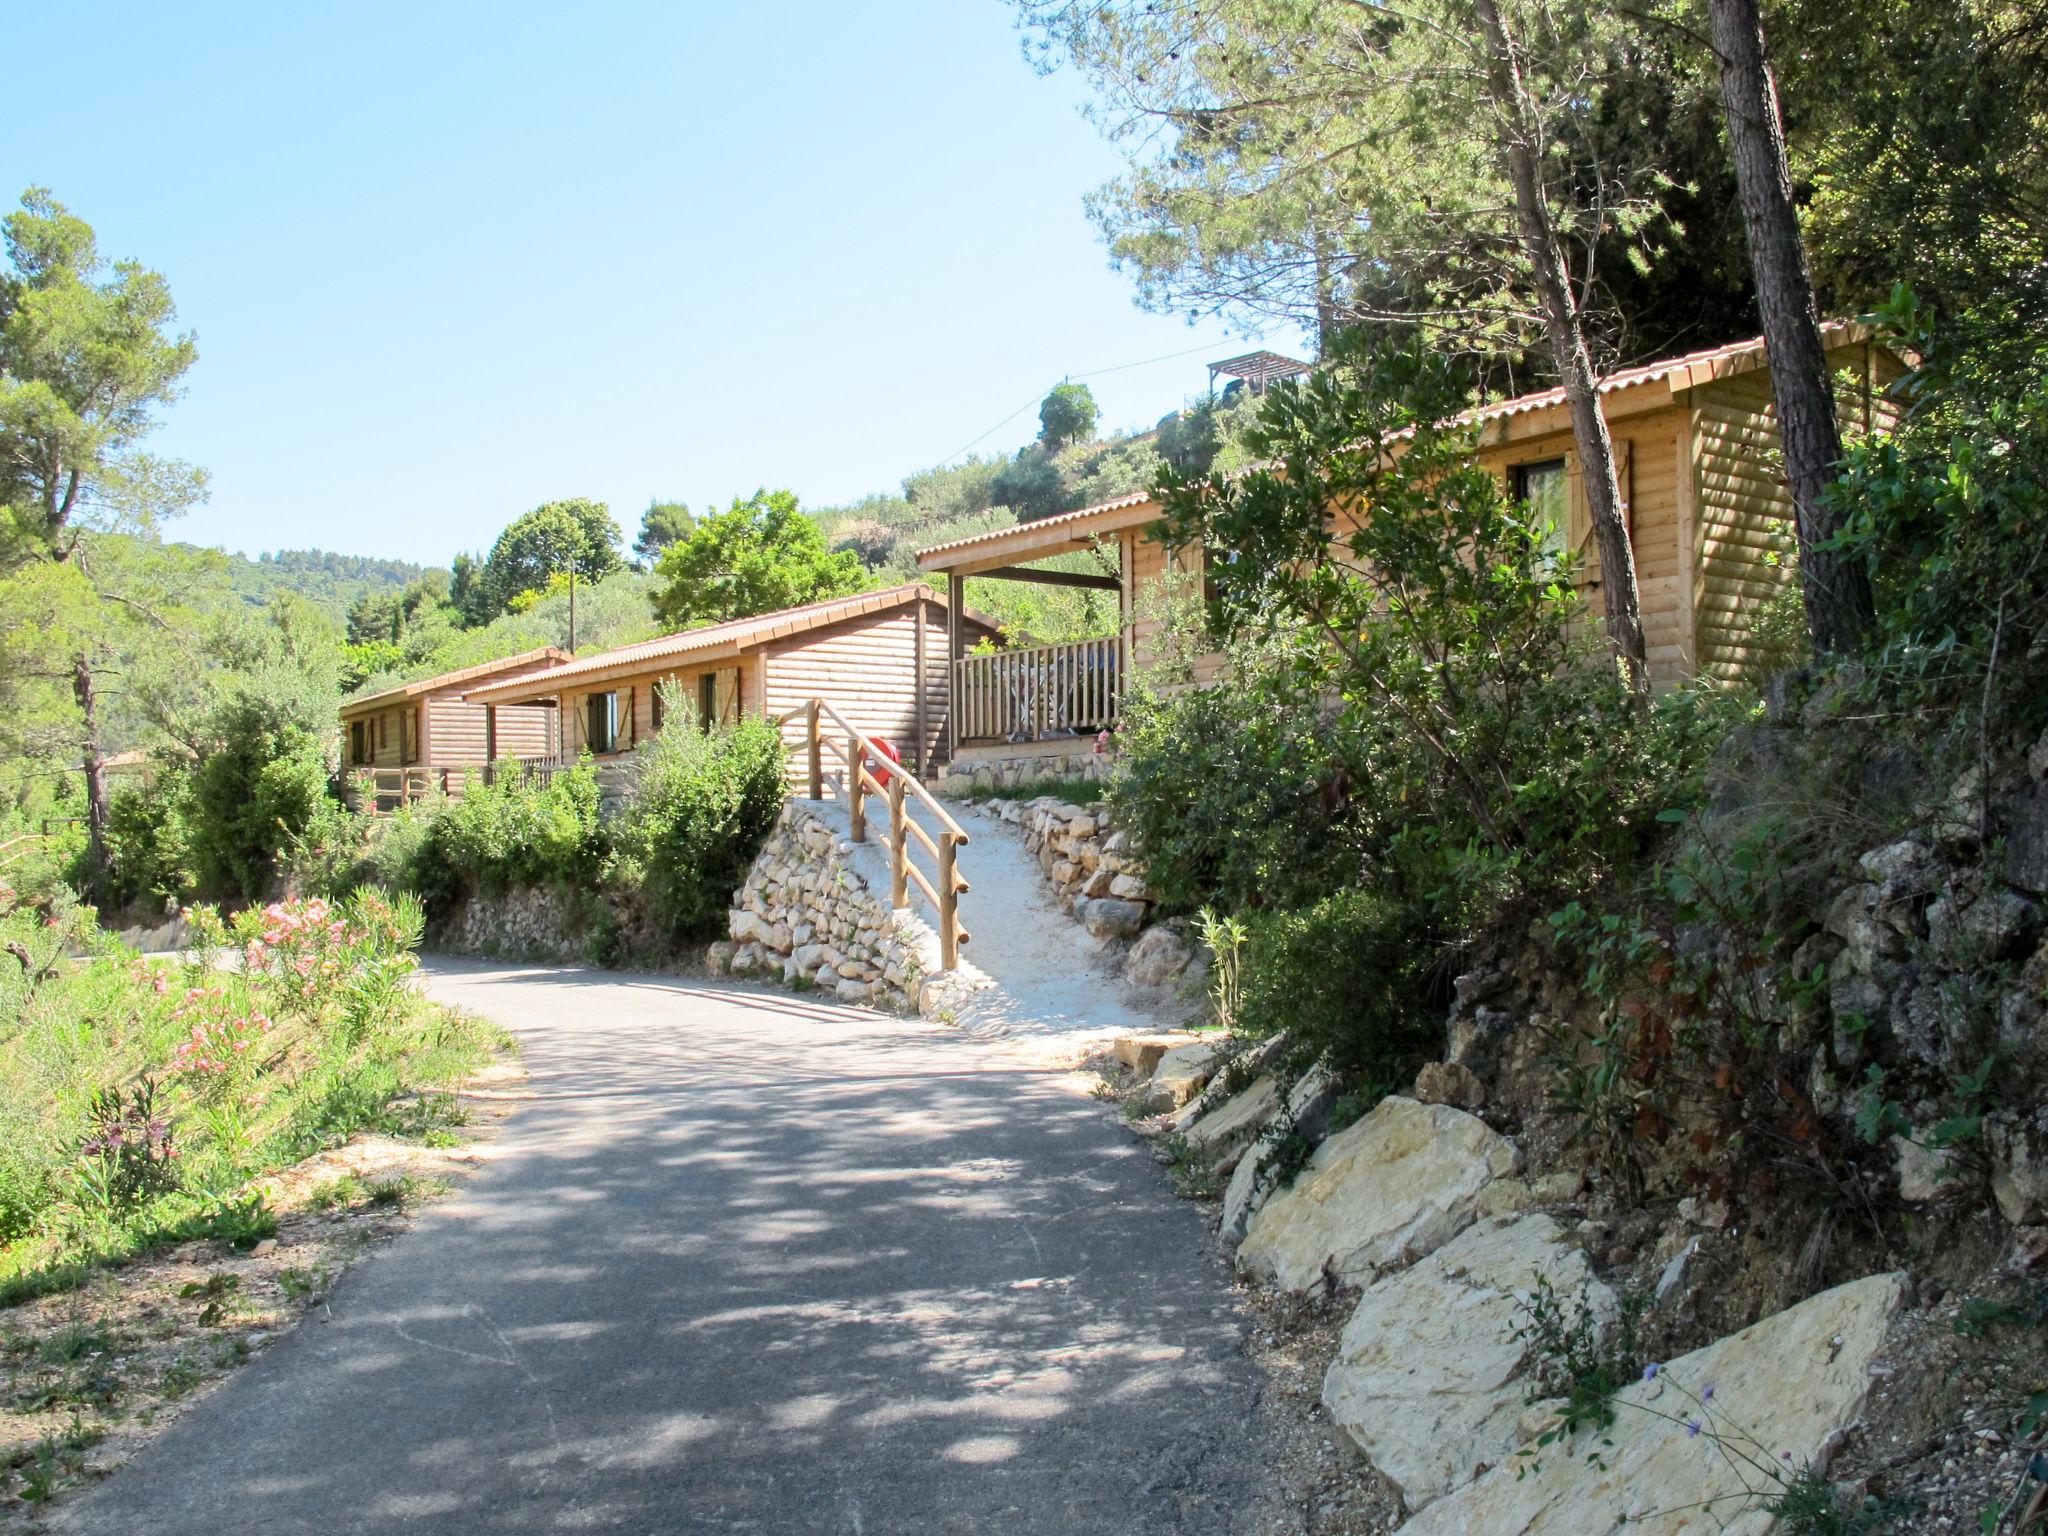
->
698;674;717;733
349;720;367;765
1514;458;1570;562
585;691;619;755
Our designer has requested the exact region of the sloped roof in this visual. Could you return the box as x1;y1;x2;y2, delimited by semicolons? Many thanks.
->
340;647;569;715
915;321;1886;571
916;490;1157;563
1467;319;1878;427
461;583;994;704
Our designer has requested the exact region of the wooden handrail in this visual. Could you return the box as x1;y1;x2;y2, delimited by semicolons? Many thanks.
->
781;695;971;971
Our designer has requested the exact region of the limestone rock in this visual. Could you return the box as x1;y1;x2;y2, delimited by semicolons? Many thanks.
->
1220;1138;1272;1243
1185;1077;1281;1172
1991;1111;2048;1225
1108;872;1152;901
1238;1097;1522;1293
1322;1215;1613;1510
1125;924;1195;988
1112;1033;1189;1077
1894;1132;1964;1202
704;940;735;977
1080;897;1147;940
1401;1272;1911;1536
1148;1042;1223;1108
1413;1060;1485;1110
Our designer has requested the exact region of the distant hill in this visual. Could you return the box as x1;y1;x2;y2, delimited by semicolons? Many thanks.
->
175;545;432;623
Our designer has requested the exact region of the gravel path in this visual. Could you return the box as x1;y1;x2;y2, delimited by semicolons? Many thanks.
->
55;961;1271;1535
813;793;1181;1051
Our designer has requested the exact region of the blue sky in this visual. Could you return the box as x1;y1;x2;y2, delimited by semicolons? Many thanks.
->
4;1;1303;568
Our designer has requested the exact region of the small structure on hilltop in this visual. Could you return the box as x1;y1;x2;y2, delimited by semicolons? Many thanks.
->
339;648;567;810
919;322;1908;792
462;583;1000;794
1207;349;1311;397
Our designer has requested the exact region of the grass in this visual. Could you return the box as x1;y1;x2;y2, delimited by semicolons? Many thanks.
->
0;891;508;1308
971;775;1107;805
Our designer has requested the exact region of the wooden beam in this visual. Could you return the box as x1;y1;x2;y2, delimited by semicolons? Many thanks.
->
975;565;1119;591
913;592;929;777
947;573;964;760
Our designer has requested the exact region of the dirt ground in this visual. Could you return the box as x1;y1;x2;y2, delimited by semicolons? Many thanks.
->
0;1055;529;1525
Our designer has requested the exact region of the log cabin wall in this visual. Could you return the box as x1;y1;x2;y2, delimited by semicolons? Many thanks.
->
1686;339;1903;685
761;602;996;774
556;657;757;761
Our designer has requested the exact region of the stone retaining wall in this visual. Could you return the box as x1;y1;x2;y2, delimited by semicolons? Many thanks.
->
969;795;1157;940
709;802;938;1012
937;746;1113;796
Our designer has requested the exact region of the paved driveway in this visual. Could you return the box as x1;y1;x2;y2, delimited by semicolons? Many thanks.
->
58;959;1270;1535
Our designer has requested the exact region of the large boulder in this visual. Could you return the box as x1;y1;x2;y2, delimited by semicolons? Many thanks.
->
1220;1066;1342;1243
1112;1033;1191;1077
1238;1097;1521;1293
1322;1214;1614;1511
1080;897;1147;940
1184;1076;1281;1173
1126;924;1196;988
1401;1271;1912;1536
1147;1042;1223;1108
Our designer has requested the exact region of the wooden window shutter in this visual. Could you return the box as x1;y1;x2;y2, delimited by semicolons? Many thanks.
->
625;687;637;748
1564;439;1634;575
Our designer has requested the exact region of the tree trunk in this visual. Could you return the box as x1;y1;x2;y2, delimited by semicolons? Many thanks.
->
1709;0;1876;655
1470;0;1650;693
72;654;112;906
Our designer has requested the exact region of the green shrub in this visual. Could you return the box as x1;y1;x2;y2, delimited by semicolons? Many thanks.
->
187;696;335;901
1110;645;1386;916
613;693;785;940
99;770;195;915
427;764;605;905
1828;284;2048;735
1235;890;1442;1085
1120;333;1742;1071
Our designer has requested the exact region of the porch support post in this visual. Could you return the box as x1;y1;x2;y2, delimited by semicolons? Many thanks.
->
946;572;964;760
913;591;929;777
484;704;497;785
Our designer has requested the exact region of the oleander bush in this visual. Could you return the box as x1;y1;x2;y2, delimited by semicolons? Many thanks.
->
0;892;505;1304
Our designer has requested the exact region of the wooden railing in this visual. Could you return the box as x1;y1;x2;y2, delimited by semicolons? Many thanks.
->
953;636;1122;746
348;765;461;813
779;698;971;971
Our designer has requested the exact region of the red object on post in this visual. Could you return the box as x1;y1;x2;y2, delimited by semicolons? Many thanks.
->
869;737;902;789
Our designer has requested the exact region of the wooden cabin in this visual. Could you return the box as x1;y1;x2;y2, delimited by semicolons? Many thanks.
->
461;583;1000;782
339;647;566;807
916;322;1907;783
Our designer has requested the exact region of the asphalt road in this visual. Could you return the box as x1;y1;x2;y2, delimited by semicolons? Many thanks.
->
57;959;1271;1535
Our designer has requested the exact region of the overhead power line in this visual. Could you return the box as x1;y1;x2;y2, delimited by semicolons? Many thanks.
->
931;339;1231;467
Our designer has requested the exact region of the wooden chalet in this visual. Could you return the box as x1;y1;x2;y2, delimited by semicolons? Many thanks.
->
916;322;1907;780
338;647;566;808
461;583;999;781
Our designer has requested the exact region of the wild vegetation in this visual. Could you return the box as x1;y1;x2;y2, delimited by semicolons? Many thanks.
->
290;699;788;960
0;892;506;1306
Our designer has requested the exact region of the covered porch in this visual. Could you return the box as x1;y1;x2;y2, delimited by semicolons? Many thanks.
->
916;492;1165;766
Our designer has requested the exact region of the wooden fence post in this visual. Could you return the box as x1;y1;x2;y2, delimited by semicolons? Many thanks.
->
938;832;960;970
888;775;908;908
846;734;866;842
806;699;822;800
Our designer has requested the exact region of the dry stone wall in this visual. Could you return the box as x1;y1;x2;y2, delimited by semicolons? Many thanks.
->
709;802;939;1013
938;746;1113;796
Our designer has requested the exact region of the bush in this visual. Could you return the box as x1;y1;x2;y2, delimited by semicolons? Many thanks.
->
1109;643;1384;916
1123;333;1743;1069
613;694;785;940
426;764;605;906
0;896;502;1299
186;696;335;901
100;771;195;916
1236;890;1443;1086
1828;284;2048;736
